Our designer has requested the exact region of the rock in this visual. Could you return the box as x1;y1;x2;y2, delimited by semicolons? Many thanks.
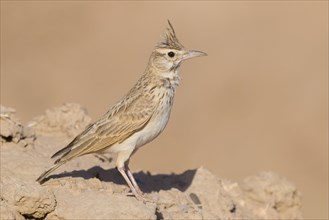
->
186;167;244;219
0;105;303;219
27;103;92;137
240;171;303;219
0;105;35;147
52;190;156;220
156;189;204;219
0;201;21;220
1;106;24;144
1;176;56;219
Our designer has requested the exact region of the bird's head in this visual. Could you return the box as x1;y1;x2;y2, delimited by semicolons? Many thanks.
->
149;20;207;73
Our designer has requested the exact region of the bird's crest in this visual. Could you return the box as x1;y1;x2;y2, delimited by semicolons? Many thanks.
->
157;20;185;50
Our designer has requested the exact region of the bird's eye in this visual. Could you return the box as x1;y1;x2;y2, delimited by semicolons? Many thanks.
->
168;51;175;58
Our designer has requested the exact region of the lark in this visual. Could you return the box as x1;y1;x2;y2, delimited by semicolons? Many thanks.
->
36;20;206;202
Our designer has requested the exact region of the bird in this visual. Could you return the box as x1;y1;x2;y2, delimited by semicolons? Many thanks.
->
36;20;207;202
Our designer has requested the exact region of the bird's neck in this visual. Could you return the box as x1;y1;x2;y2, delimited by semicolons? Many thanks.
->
145;67;181;92
160;70;180;89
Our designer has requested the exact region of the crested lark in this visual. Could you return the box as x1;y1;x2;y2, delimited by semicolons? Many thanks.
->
36;20;207;202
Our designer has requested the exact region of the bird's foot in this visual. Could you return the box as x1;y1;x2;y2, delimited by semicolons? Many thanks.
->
135;193;155;204
126;190;155;204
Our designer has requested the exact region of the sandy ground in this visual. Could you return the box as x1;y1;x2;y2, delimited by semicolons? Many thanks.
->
1;2;328;219
1;104;303;219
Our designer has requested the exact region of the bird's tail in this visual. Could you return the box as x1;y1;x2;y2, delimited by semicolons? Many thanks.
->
36;161;66;184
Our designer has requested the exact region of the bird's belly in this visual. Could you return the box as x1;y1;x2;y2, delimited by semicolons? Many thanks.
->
134;108;171;148
107;109;170;155
107;93;173;155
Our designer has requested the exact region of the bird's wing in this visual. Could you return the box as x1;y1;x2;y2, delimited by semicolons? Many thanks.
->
52;94;155;164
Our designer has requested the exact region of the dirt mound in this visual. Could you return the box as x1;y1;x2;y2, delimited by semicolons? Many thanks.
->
0;103;303;219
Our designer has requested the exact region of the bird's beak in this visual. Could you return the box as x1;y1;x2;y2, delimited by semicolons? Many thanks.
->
182;50;207;61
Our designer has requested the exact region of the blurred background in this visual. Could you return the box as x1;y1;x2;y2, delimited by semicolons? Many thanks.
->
1;1;327;219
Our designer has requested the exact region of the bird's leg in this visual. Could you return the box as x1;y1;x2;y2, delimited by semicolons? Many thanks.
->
117;167;139;196
117;167;152;203
126;165;143;195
